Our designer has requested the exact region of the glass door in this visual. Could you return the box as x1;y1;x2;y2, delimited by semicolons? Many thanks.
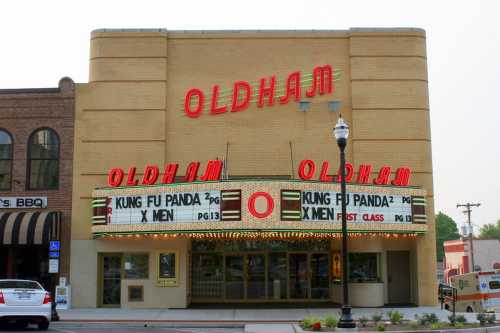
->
311;253;330;299
268;253;287;300
191;253;223;298
225;255;244;299
289;253;308;299
100;254;122;307
246;254;266;299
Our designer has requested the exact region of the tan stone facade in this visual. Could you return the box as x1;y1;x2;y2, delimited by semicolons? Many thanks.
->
70;28;436;308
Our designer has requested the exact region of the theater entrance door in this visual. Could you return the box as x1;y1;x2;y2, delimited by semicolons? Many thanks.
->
191;240;332;303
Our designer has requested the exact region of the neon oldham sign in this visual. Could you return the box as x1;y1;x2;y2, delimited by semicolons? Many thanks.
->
106;160;412;188
183;65;341;118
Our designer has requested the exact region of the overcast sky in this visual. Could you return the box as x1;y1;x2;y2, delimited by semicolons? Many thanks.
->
1;0;498;233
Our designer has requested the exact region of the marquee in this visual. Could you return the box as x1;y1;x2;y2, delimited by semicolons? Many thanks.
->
91;180;427;239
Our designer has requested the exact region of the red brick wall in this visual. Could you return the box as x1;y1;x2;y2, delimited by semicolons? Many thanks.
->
0;77;74;282
444;243;465;253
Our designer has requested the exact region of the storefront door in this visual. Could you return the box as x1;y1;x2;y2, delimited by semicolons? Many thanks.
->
99;254;122;307
387;251;411;304
289;253;308;299
267;253;287;300
225;255;244;299
247;254;266;299
191;240;331;303
311;253;330;299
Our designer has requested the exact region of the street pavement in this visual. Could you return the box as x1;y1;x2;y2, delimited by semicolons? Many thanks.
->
0;322;244;333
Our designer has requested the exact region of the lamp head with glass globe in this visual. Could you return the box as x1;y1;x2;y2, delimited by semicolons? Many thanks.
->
334;115;349;150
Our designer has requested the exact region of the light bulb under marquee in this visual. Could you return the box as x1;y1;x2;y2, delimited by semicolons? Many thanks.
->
95;231;420;241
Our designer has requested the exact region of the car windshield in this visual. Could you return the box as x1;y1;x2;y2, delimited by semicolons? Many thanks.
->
0;280;42;289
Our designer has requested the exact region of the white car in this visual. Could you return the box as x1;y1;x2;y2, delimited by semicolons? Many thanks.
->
0;279;51;330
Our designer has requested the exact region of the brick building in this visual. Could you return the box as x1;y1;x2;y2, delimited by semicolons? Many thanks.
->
443;238;500;282
0;77;74;293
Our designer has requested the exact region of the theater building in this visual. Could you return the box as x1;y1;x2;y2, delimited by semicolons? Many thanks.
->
70;28;436;308
0;78;75;293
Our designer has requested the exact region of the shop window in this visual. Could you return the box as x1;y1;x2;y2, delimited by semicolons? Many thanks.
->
157;251;178;286
192;240;217;252
0;129;12;190
123;254;149;279
191;239;331;252
27;128;59;190
128;285;144;302
349;253;381;283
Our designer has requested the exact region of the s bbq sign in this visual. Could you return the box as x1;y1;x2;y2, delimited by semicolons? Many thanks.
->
0;197;47;209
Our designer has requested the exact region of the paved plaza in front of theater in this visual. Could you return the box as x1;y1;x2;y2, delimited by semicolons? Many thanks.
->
29;306;495;333
56;306;478;322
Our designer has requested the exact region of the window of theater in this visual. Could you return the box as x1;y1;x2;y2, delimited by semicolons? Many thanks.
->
123;254;149;279
349;253;381;283
27;128;59;190
0;129;12;190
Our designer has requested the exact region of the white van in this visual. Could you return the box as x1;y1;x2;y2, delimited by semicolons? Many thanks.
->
448;270;500;313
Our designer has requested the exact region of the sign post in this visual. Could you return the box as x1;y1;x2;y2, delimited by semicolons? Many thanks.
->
48;241;60;274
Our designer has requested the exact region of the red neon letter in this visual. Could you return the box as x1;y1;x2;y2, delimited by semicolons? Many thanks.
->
200;160;223;181
184;88;205;118
279;71;301;104
298;159;316;180
336;162;354;182
141;165;159;185
108;168;124;187
231;81;251;112
210;85;227;115
319;161;333;182
306;65;333;97
161;163;178;184
126;167;139;186
391;167;411;186
373;166;391;185
356;164;372;184
248;192;274;218
184;161;200;182
257;76;276;108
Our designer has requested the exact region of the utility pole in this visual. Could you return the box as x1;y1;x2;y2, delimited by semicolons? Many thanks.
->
456;203;480;272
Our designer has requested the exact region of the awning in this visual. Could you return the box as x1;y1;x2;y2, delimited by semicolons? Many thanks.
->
0;211;61;245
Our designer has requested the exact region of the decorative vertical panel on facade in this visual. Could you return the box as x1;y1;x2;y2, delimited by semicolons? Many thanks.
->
411;196;427;223
220;190;241;221
280;190;302;221
92;197;108;225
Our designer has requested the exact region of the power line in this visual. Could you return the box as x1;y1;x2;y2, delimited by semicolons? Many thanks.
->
456;202;481;272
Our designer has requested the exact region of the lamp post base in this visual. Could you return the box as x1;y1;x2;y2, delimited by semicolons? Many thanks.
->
338;305;356;329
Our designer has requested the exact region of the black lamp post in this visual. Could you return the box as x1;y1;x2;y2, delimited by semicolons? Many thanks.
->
334;116;356;329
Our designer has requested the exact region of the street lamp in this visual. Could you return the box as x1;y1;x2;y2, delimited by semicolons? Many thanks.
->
334;116;356;329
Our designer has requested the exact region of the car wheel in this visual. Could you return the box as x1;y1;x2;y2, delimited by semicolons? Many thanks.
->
38;320;49;331
466;306;474;313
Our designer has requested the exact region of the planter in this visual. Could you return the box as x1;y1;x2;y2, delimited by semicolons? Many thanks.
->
293;323;500;333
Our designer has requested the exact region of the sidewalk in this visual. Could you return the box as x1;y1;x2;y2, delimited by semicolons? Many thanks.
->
58;306;482;323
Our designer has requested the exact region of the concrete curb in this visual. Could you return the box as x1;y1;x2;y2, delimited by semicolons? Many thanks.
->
53;321;245;328
58;319;296;324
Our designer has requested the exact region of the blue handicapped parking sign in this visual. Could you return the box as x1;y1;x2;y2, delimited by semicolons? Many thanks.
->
49;241;60;252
